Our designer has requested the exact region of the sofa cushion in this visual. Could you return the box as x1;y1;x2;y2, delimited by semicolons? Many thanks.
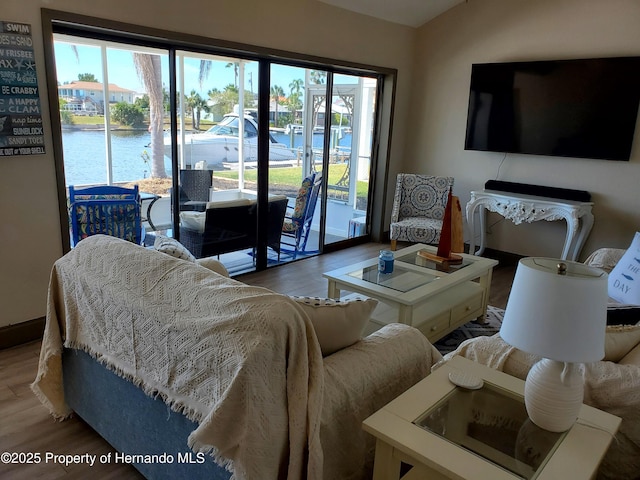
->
604;324;640;362
290;295;378;356
153;235;196;262
607;232;640;304
619;342;640;366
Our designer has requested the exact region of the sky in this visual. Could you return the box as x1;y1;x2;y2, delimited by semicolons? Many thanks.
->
53;39;310;99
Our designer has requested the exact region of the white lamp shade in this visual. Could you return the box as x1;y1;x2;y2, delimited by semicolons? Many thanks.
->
500;257;608;363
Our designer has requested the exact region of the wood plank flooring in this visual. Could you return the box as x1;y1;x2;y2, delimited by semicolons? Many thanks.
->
0;242;515;479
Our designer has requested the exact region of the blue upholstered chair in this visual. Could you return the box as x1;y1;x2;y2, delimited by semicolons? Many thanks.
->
281;172;322;259
389;173;454;250
68;185;143;246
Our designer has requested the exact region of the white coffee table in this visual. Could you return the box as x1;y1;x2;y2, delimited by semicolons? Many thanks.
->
363;356;621;480
322;244;498;342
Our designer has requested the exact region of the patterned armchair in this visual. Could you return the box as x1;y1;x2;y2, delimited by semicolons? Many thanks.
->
389;174;454;250
68;185;142;246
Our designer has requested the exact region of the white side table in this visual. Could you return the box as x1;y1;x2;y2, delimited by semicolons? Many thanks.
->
466;189;594;261
363;356;620;480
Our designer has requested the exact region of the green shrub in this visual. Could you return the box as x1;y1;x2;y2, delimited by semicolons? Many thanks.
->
60;110;74;125
111;102;145;127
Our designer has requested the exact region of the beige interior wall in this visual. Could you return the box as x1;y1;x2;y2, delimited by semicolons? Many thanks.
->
407;0;640;259
1;0;416;328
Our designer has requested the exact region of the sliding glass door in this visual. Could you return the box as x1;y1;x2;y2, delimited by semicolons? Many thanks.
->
48;16;384;275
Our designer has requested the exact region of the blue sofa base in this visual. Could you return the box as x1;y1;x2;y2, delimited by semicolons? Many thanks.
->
62;348;231;480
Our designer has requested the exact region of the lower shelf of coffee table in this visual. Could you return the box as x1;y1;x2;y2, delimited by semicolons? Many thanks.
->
357;281;485;342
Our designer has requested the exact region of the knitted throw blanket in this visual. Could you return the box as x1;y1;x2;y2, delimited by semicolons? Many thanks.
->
31;235;324;480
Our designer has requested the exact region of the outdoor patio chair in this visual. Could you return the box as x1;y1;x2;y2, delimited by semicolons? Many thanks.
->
68;184;142;246
389;173;454;250
281;171;322;259
178;169;213;212
179;196;288;259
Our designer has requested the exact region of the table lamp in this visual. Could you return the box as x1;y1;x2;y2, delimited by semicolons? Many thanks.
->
500;257;608;432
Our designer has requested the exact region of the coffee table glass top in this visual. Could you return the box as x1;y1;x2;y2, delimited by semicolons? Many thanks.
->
414;382;565;479
347;264;439;293
395;250;474;273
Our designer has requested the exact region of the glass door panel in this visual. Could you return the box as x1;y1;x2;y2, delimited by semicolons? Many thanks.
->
174;51;259;274
324;74;376;246
268;65;327;264
53;34;172;243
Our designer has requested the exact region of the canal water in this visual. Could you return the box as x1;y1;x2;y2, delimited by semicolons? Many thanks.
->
62;129;351;186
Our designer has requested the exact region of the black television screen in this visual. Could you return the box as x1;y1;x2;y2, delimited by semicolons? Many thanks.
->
464;57;640;161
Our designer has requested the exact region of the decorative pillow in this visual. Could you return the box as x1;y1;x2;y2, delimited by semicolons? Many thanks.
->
608;232;640;304
290;295;378;356
195;257;229;277
154;235;196;262
603;324;640;362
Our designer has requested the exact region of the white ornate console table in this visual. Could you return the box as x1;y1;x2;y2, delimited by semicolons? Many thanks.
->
466;189;594;261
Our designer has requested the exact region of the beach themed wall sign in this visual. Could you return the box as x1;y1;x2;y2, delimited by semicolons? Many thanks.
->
0;21;45;156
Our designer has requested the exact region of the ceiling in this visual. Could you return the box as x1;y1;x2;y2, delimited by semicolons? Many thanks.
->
318;0;465;28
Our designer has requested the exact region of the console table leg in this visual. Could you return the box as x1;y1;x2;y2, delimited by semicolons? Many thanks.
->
572;212;595;261
476;205;487;256
465;202;486;256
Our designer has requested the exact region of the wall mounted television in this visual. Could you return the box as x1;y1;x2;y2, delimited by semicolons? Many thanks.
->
464;57;640;161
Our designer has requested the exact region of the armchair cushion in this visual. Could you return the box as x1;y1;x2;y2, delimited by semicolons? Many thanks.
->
179;199;254;233
292;175;314;220
179;211;206;232
290;295;378;356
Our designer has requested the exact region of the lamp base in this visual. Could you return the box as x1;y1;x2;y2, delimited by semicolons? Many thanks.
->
524;359;583;432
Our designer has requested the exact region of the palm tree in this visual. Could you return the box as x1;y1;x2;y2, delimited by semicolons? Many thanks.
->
208;84;242;119
133;53;167;178
288;78;304;124
289;78;303;96
185;90;209;130
225;62;239;88
195;97;210;130
270;85;285;127
310;70;326;85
